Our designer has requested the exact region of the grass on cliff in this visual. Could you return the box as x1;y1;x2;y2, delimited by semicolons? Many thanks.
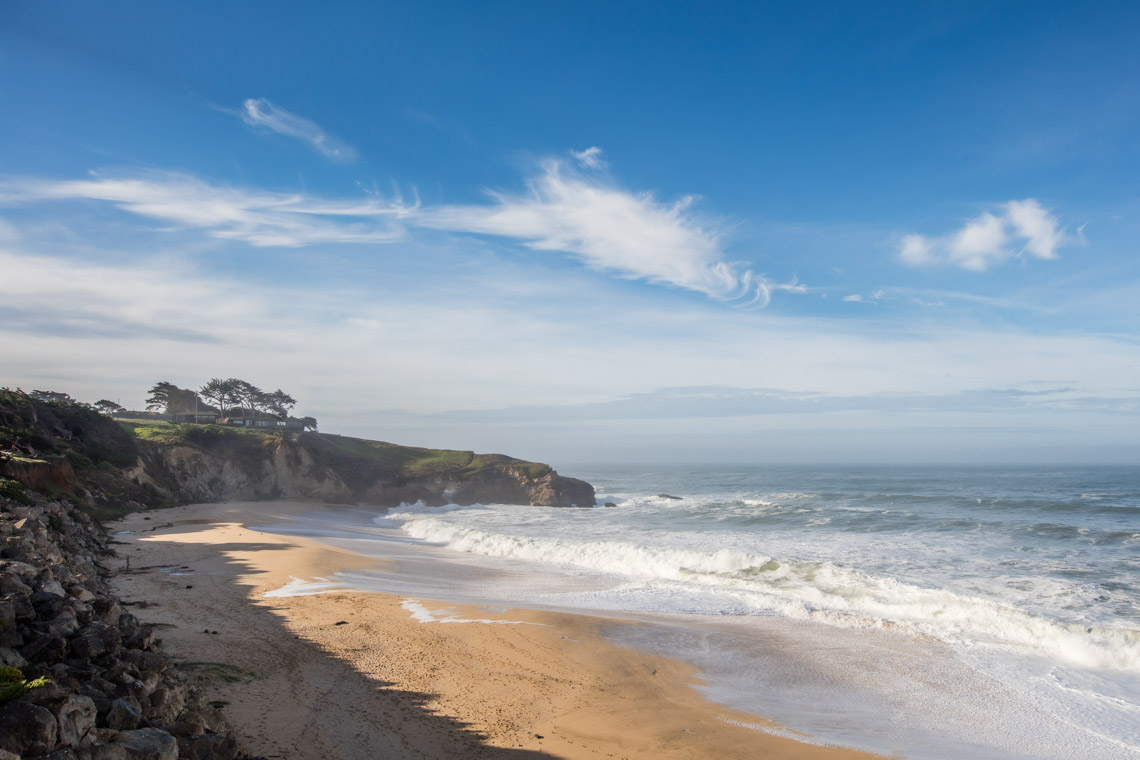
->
118;420;553;481
119;419;277;445
315;434;551;479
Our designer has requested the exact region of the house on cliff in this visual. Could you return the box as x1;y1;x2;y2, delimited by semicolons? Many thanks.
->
218;413;305;430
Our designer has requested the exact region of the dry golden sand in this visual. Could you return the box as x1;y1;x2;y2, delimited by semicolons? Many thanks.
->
108;502;883;760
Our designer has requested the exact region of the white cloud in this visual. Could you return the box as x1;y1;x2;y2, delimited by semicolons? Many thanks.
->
843;294;867;303
0;155;790;303
0;171;412;247
570;146;606;169
241;98;357;162
2;244;1138;462
900;199;1067;271
418;159;773;302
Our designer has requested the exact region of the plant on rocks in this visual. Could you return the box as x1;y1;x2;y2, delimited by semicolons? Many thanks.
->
0;665;50;703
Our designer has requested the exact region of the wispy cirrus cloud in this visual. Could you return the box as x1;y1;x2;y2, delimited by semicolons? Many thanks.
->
419;158;778;303
0;153;787;304
240;98;358;162
0;171;413;247
570;146;606;169
900;199;1068;271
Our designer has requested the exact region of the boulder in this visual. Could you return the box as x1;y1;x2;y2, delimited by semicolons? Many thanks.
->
177;733;239;760
70;623;121;659
0;571;32;596
54;694;96;748
22;633;68;663
38;580;67;598
91;599;121;626
46;608;80;638
30;591;65;621
146;683;186;724
0;647;28;667
0;699;58;755
99;728;178;760
104;697;143;731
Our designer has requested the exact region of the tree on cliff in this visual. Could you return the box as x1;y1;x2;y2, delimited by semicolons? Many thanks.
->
93;400;125;416
145;382;202;414
199;378;241;415
263;389;297;419
30;390;72;403
300;416;318;431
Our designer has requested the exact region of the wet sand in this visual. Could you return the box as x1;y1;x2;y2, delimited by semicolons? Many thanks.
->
108;501;883;759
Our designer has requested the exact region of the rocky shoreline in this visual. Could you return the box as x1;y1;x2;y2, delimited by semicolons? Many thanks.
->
0;489;239;760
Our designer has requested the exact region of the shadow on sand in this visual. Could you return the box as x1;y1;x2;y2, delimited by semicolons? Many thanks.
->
113;534;557;759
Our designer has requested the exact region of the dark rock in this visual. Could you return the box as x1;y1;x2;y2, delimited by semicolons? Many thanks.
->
30;749;80;760
177;733;239;760
38;580;67;597
657;493;682;500
0;571;32;595
0;646;28;667
70;622;121;659
92;599;121;626
104;697;143;731
160;710;208;737
107;728;177;760
0;601;21;647
117;650;168;676
122;625;154;651
45;608;80;638
22;633;68;662
18;680;68;706
10;593;35;621
31;591;66;620
54;694;97;747
0;699;58;755
146;683;187;724
603;502;617;508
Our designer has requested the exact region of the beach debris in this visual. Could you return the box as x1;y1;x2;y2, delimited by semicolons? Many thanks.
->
334;620;349;626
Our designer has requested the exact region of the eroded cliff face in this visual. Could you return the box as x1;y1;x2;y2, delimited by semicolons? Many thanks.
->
133;434;595;508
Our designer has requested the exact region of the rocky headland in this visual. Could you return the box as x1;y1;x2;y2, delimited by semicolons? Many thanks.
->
0;388;595;759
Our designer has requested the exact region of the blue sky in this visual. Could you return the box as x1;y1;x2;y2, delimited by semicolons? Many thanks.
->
2;1;1138;464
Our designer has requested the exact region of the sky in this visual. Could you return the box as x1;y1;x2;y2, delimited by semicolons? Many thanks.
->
1;1;1139;465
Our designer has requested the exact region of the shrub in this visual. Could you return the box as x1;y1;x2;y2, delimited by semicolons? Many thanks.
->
0;666;50;703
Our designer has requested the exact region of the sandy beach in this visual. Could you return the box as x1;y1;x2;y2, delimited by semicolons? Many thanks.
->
107;501;883;760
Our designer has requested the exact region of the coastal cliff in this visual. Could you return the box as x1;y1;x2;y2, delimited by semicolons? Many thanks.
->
0;389;595;514
0;389;593;757
127;426;595;508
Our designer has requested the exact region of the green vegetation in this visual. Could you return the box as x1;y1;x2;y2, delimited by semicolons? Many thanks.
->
0;476;29;504
314;434;551;480
0;666;50;704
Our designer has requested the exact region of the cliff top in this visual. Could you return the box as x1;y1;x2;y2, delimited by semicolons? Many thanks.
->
1;388;593;512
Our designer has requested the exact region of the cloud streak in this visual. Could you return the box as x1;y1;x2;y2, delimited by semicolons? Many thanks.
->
0;171;412;247
419;159;774;302
241;98;357;162
0;156;782;303
900;199;1067;271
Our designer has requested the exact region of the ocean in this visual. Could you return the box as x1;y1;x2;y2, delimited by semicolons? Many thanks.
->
260;464;1140;759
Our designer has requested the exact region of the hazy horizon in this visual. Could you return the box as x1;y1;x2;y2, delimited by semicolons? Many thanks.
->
2;2;1138;465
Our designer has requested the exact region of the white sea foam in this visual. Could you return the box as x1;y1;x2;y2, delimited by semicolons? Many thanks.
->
397;517;1140;672
401;599;542;625
264;576;364;597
